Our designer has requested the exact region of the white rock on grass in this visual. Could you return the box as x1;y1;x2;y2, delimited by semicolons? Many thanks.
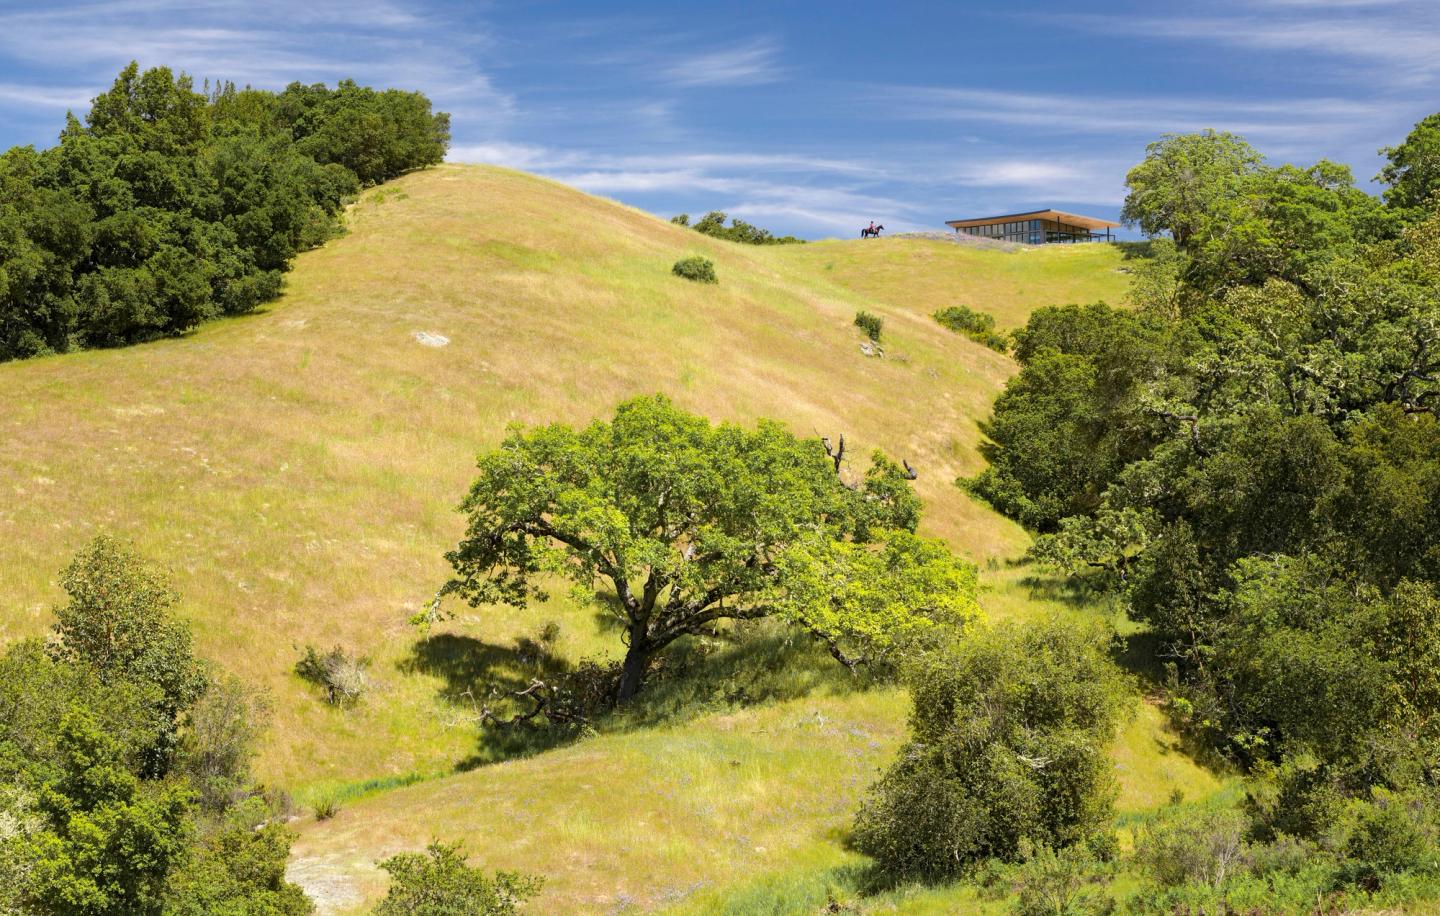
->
412;330;449;347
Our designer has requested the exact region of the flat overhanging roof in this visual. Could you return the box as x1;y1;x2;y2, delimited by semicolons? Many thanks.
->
945;209;1121;231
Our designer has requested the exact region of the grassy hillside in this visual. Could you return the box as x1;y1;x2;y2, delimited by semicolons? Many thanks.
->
778;235;1129;330
0;164;1225;912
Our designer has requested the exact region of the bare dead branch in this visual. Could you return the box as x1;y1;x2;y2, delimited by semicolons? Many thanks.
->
449;680;591;730
1146;407;1208;457
821;433;846;474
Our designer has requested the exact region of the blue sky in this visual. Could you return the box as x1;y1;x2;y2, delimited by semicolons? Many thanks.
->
1;0;1438;238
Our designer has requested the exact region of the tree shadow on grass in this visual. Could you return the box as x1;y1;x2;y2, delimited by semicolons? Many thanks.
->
1014;572;1116;611
403;619;878;773
607;623;875;735
1115;239;1157;260
1107;629;1235;778
398;632;579;764
1111;629;1167;685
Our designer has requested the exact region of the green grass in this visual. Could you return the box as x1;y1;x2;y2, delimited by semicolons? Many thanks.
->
0;164;1223;912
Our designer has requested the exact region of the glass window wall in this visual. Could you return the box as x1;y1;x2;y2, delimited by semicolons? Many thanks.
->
957;216;1105;244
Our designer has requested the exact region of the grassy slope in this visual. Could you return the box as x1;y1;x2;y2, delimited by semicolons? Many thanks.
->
778;235;1130;329
0;164;1224;912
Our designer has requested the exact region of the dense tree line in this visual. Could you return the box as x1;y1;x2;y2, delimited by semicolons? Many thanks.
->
0;63;450;362
965;116;1440;904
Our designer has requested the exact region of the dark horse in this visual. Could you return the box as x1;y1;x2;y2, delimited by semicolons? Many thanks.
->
860;223;884;239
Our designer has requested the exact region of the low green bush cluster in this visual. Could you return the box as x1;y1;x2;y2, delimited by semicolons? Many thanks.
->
853;310;883;342
1127;791;1440;912
934;304;1009;352
670;210;804;245
672;255;717;283
376;841;543;915
853;619;1126;883
295;644;372;706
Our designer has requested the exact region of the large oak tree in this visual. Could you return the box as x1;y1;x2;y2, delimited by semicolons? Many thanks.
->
439;395;976;701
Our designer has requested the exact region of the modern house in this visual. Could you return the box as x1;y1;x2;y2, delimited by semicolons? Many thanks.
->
945;209;1120;244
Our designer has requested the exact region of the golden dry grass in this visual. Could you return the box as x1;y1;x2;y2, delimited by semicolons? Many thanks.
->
0;164;1223;912
774;235;1131;329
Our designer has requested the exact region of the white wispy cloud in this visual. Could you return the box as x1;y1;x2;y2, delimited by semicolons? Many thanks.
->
0;1;513;123
449;144;885;178
1057;4;1440;86
938;160;1123;203
866;84;1413;158
0;83;94;109
661;38;784;88
1250;0;1412;6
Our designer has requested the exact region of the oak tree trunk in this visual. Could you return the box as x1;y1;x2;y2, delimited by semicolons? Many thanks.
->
616;629;652;702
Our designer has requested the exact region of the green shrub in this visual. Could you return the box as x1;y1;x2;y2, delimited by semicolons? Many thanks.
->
934;305;1009;352
1010;842;1115;916
295;644;372;706
163;799;312;915
48;535;208;777
853;310;883;342
0;543;310;913
11;711;194;913
376;841;543;915
1129;792;1440;910
1134;808;1249;889
675;210;804;245
178;676;267;813
852;620;1126;882
672;255;717;283
1337;790;1437;890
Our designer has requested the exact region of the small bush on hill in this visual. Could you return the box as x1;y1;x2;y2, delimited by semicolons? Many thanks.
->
852;619;1126;883
376;841;543;915
1128;789;1440;911
934;305;1009;352
295;644;372;706
1135;808;1249;890
670;210;804;245
1336;790;1437;891
1009;842;1116;916
853;310;883;342
672;255;717;283
163;797;313;915
178;675;268;813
